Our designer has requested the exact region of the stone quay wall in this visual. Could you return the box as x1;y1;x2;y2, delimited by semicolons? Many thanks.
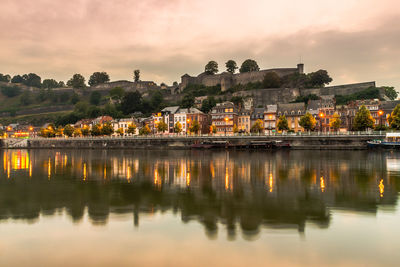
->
0;135;384;150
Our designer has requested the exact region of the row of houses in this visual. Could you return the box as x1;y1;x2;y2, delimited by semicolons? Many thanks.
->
2;97;399;137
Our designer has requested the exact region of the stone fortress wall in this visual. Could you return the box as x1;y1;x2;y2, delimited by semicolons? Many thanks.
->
179;64;303;92
233;81;378;106
91;80;160;94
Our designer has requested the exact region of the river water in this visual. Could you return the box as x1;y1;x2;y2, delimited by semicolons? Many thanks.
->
0;149;399;266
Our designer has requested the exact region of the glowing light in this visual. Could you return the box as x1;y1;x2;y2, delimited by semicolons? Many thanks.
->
48;158;51;180
320;176;325;192
378;110;384;116
127;166;132;182
83;163;87;181
104;165;107;179
29;161;32;178
319;113;324;118
269;173;273;192
379;179;384;197
225;167;229;191
186;172;191;187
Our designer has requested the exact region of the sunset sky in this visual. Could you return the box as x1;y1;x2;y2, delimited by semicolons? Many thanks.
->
1;0;399;89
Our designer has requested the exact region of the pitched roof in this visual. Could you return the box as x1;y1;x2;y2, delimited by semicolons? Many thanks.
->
161;106;180;114
277;103;306;114
177;107;203;114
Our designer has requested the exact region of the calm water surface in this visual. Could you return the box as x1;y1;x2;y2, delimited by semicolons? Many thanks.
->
0;149;399;266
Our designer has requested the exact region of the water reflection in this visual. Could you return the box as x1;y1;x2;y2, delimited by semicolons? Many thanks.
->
0;149;399;240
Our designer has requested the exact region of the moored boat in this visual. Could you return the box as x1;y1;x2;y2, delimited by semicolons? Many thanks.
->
367;133;400;149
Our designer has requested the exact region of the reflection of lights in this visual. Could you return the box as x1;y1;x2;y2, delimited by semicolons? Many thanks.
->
379;179;384;197
7;160;10;179
104;165;107;179
29;161;32;178
48;158;51;180
127;166;131;182
225;168;229;191
83;163;87;181
154;169;159;186
210;162;215;179
186;173;191;187
320;176;325;192
269;173;273;192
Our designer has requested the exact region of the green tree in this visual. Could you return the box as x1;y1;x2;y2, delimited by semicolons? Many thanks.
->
251;119;264;133
109;87;125;101
150;91;163;111
329;113;342;131
174;121;182;134
0;85;21;97
121;91;142;115
42;79;60;89
353;105;374;131
127;124;137;134
263;72;281;88
70;93;80;104
101;123;114;136
384;86;398;100
90;91;102;105
307;70;332;87
134;70;140;82
210;124;217;134
230;96;243;107
157;120;168;133
67;74;86;89
233;124;239;133
20;91;32;105
181;94;195;108
0;73;11;82
11;75;24;84
22;73;41;88
116;128;124;136
139;125;151;135
63;125;74;137
299;112;316;131
74;101;90;116
239;59;259;73
200;96;216;113
388;104;400;130
225;60;238;74
91;124;102;136
81;127;90;136
205;61;218;75
189;120;200;134
73;128;82;137
88;72;110;86
277;115;289;131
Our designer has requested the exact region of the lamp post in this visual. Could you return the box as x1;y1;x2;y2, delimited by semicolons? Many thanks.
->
378;110;383;129
319;112;325;133
186;118;190;136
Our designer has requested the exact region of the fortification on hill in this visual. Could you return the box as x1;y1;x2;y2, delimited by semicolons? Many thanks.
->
179;64;304;92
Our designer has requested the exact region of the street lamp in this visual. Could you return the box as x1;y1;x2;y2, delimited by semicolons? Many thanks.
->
378;110;384;128
186;118;190;136
319;112;325;132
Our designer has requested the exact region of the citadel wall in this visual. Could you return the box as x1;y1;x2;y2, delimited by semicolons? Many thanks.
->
180;64;303;92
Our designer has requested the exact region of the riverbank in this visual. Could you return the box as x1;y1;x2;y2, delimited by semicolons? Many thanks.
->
0;134;385;150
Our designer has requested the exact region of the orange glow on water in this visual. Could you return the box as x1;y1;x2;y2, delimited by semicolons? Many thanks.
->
379;179;384;197
320;176;325;192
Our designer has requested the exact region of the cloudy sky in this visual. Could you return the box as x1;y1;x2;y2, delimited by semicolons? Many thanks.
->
1;0;399;89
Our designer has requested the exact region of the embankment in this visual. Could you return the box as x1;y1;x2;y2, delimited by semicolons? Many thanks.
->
0;135;384;150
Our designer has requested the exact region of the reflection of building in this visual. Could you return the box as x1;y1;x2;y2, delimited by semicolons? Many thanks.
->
1;150;398;238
